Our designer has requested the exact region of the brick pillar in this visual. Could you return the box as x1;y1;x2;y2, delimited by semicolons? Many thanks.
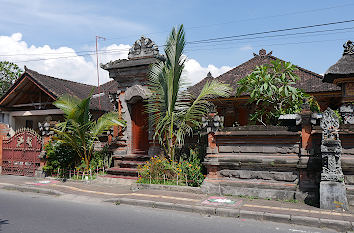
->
0;124;9;170
300;106;313;155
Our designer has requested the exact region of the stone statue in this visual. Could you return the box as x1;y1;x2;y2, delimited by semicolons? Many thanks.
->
343;40;354;55
128;36;159;59
320;108;344;182
319;108;348;210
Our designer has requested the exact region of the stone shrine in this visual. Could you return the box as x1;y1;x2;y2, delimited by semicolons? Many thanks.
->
319;108;348;210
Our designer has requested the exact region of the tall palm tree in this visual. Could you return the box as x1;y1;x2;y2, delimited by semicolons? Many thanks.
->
147;25;232;161
53;94;126;171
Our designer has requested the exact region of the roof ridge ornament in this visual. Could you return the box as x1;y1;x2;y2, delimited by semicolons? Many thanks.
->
128;36;159;59
253;49;272;57
343;40;354;55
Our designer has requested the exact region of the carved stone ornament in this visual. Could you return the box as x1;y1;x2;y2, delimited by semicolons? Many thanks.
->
320;108;340;141
320;108;344;182
343;40;354;55
108;91;121;111
124;85;151;103
128;36;159;59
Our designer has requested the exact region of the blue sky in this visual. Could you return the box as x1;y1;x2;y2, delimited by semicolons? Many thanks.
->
0;0;353;85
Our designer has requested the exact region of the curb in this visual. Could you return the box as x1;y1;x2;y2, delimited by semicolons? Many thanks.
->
105;198;353;232
1;184;63;196
132;183;203;194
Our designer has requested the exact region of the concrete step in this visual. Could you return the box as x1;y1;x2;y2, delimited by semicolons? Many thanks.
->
115;160;145;168
112;154;150;161
107;167;138;176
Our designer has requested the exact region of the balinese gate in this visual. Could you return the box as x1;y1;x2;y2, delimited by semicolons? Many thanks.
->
2;128;42;176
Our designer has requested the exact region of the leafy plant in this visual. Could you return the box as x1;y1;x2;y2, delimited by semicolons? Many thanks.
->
43;141;79;176
52;94;126;171
147;25;232;161
137;154;204;187
0;61;22;96
236;60;320;125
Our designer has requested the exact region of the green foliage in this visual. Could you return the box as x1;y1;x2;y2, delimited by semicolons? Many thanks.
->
43;141;79;176
0;61;22;96
90;146;112;170
147;25;232;160
236;60;320;125
137;154;204;187
52;94;126;171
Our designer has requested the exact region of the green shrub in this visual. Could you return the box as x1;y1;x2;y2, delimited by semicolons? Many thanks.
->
43;141;79;176
137;153;204;187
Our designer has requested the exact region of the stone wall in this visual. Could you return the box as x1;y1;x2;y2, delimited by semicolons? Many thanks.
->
202;124;354;206
202;126;305;200
312;125;354;206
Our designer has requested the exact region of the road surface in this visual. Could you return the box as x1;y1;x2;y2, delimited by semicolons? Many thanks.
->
0;189;334;233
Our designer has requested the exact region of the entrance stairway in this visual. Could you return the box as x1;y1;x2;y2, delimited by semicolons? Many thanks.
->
106;150;150;179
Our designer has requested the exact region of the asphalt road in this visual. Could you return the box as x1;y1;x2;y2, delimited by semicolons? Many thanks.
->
0;190;334;233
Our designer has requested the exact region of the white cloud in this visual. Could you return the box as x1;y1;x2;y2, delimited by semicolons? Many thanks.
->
183;58;232;85
0;33;231;88
0;33;130;85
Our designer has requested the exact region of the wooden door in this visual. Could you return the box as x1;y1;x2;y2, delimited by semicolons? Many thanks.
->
131;100;149;153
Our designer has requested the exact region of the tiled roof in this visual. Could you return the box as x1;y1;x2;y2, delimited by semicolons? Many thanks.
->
188;49;340;97
23;67;114;111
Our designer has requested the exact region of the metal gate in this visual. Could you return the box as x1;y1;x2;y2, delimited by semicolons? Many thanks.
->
2;128;42;176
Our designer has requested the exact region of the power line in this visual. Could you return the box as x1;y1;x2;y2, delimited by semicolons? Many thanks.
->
102;2;354;42
4;19;354;63
187;19;354;44
3;18;354;58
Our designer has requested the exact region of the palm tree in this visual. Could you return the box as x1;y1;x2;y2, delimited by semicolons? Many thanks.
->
53;94;126;171
147;25;232;161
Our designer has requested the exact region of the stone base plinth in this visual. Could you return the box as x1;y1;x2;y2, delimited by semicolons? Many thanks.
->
320;181;348;211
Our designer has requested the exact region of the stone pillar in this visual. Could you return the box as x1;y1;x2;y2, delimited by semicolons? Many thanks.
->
319;108;349;210
300;103;313;155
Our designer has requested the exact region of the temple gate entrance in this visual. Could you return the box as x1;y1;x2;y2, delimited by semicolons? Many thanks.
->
131;100;149;154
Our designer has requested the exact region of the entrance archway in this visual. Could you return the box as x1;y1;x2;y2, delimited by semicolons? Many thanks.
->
131;99;149;154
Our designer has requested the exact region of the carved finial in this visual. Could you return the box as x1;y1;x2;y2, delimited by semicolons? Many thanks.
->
343;40;354;55
259;49;267;57
128;36;159;59
206;72;213;78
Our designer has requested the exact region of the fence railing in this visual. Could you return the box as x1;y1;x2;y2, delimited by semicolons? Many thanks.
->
50;166;107;180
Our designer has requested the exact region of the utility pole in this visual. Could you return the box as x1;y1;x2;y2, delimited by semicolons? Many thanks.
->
96;35;106;110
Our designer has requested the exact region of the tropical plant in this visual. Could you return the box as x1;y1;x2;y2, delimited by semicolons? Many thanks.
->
43;140;79;176
236;60;320;125
52;94;126;171
137;154;204;187
147;25;232;161
0;61;22;96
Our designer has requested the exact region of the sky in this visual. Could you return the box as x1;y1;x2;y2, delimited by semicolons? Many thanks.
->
0;0;353;86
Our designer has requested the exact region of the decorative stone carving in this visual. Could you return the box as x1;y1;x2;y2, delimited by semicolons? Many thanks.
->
108;90;121;111
124;85;151;103
320;108;343;182
343;40;354;55
340;103;354;124
128;36;159;59
320;108;348;210
202;104;224;133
